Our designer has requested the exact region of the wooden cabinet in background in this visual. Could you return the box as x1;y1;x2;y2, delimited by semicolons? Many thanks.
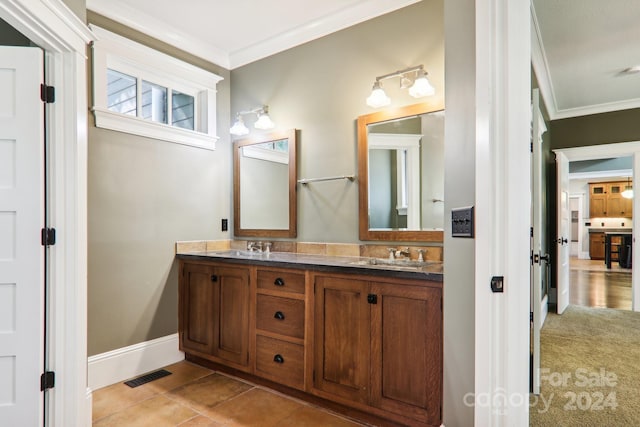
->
589;181;633;218
179;262;251;370
589;183;607;217
589;232;605;260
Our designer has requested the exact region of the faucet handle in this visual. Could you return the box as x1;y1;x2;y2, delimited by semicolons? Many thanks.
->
417;249;426;262
264;242;272;254
387;248;396;260
247;241;255;250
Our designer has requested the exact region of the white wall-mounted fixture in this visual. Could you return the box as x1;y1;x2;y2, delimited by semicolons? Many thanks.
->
230;105;275;136
366;65;435;108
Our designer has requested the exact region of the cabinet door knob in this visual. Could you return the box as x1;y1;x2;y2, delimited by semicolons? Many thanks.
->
273;354;284;364
274;311;285;320
274;277;285;286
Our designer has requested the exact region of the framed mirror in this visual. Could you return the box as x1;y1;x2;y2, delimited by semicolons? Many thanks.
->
234;129;297;238
358;103;444;242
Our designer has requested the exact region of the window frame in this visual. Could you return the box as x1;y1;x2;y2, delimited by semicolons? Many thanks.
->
91;25;223;150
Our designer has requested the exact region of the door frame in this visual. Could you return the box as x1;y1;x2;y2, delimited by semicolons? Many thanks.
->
555;142;640;312
0;1;93;426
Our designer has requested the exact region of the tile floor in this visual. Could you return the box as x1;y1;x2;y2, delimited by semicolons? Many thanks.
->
92;361;368;427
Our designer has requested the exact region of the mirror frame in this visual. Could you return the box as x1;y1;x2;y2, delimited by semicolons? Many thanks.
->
233;129;297;238
358;102;445;242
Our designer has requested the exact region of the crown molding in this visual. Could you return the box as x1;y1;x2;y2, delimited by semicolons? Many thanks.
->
531;3;640;121
228;0;422;68
87;0;231;68
87;0;421;70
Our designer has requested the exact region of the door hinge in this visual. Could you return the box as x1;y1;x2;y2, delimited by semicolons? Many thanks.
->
40;84;55;103
531;227;534;238
530;142;533;153
41;228;56;246
41;371;55;391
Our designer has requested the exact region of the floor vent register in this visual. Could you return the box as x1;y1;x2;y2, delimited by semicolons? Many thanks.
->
124;369;172;388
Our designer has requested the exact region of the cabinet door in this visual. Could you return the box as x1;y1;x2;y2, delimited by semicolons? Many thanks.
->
589;233;605;260
607;183;623;217
180;263;216;354
313;275;369;404
370;283;442;425
213;265;251;366
589;184;607;217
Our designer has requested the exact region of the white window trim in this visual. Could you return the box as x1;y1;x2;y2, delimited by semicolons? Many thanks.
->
90;25;223;150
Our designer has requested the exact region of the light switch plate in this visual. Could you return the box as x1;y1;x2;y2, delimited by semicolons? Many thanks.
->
451;206;474;238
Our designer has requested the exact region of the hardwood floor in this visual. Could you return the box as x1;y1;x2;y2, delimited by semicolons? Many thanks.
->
569;257;631;310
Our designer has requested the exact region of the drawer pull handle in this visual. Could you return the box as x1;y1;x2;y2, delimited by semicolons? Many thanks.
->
274;311;285;320
273;354;284;364
274;277;285;286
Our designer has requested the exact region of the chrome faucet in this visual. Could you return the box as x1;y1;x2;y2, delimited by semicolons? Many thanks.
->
247;241;263;252
395;247;411;259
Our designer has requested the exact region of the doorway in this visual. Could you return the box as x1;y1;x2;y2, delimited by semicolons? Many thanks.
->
568;158;633;310
0;2;93;426
554;143;640;313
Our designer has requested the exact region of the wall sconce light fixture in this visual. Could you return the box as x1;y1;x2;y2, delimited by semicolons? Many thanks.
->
230;105;275;136
366;65;435;108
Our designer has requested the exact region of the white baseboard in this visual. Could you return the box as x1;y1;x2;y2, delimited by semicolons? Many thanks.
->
88;333;184;391
540;295;548;326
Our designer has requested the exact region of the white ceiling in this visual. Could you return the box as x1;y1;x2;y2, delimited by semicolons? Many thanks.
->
532;0;640;119
86;0;421;69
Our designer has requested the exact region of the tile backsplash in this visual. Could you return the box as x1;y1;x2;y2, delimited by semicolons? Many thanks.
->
176;240;443;262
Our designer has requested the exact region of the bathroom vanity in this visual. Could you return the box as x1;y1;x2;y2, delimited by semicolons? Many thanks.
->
177;250;442;427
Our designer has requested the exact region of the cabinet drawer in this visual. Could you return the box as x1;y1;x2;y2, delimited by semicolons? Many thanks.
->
256;335;304;389
256;294;304;339
257;269;305;294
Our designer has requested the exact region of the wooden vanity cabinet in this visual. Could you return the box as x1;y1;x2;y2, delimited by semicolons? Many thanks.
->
179;258;443;426
179;261;251;370
254;267;307;390
313;273;443;426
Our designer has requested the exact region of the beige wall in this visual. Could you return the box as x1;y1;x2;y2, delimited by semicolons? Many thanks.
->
86;13;232;356
62;0;85;21
230;0;445;243
443;0;476;424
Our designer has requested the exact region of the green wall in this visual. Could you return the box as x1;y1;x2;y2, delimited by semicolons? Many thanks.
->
0;17;32;46
86;12;232;356
551;108;640;149
230;0;445;243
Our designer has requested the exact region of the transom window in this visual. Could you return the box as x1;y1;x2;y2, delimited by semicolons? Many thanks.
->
91;25;222;150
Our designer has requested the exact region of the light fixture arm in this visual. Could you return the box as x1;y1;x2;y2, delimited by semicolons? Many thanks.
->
374;65;425;83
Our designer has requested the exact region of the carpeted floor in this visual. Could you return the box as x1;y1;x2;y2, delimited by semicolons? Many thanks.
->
530;305;640;426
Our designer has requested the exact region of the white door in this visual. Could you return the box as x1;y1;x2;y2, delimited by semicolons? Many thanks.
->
0;46;45;426
556;151;570;314
530;89;547;394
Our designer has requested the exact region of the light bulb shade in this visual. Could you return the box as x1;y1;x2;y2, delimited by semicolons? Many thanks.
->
409;72;435;98
366;82;391;108
230;116;249;136
254;112;275;130
622;189;634;199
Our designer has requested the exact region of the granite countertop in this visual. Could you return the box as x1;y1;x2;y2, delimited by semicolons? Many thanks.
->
177;250;443;282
